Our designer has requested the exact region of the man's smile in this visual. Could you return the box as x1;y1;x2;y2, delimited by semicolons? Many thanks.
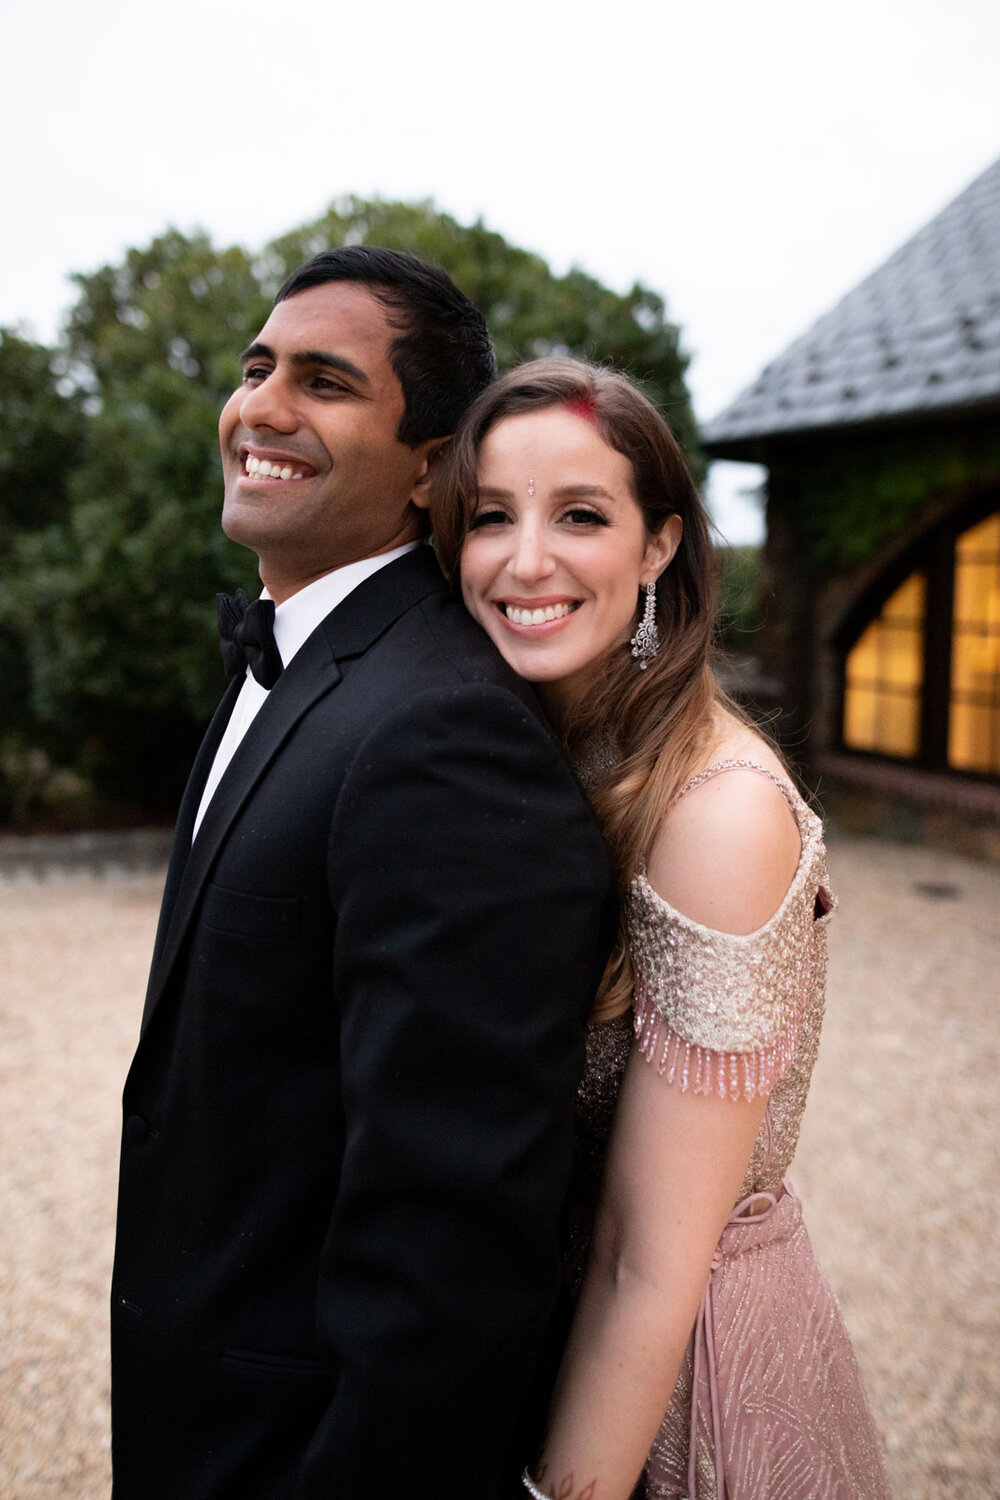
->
237;444;320;483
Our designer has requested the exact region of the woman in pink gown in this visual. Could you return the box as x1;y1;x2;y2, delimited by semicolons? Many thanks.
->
431;358;892;1500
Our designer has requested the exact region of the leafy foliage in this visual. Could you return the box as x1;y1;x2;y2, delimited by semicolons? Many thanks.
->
0;329;86;547
715;544;762;654
770;421;1000;573
0;331;90;821
0;202;698;822
1;233;268;814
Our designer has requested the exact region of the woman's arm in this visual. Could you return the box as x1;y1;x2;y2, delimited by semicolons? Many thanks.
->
530;768;801;1500
532;1058;767;1500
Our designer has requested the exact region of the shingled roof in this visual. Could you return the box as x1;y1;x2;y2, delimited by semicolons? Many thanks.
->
702;157;1000;459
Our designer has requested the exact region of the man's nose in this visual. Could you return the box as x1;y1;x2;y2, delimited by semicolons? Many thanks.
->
238;373;297;433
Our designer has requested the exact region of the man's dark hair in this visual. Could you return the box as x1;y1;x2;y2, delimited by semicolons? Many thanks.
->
276;246;497;448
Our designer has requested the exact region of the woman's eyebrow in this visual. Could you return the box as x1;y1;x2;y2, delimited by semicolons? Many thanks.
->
552;484;614;500
475;484;615;501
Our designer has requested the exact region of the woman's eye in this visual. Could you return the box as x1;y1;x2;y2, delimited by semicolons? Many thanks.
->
563;507;609;527
468;509;510;530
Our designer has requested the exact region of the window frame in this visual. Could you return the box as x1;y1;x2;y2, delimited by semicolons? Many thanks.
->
834;492;1000;781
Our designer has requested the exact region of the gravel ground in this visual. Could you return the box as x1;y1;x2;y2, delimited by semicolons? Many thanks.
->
1;836;997;1498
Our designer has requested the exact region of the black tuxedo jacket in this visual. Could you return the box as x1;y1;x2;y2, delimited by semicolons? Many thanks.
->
111;547;614;1500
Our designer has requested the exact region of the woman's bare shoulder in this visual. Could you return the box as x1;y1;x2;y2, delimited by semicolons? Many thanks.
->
697;719;789;780
644;728;802;935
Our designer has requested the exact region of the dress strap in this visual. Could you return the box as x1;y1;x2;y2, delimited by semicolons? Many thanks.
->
675;757;802;820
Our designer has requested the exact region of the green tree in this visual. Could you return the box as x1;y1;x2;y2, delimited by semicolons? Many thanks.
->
0;331;89;821
1;203;698;821
2;233;269;813
0;329;86;546
715;544;763;655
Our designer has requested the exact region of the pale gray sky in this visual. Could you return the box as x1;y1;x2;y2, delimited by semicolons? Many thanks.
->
4;0;998;541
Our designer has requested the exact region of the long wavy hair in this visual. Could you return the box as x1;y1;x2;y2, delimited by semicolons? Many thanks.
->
432;358;740;1020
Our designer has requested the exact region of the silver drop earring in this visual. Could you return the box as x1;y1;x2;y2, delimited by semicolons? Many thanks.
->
630;581;659;669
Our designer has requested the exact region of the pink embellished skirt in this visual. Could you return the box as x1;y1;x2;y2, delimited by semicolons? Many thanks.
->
644;1185;892;1500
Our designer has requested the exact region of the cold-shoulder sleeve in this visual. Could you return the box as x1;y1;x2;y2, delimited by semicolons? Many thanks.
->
626;771;835;1102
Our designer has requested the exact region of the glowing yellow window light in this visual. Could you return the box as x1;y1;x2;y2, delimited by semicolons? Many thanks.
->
949;512;1000;774
844;573;925;758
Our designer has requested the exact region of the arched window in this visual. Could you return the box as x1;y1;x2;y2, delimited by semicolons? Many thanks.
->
844;574;925;758
950;512;1000;773
840;506;999;777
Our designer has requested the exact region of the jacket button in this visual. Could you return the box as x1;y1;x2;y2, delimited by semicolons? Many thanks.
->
125;1114;150;1144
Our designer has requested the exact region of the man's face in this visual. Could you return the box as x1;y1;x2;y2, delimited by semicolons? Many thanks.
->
219;282;438;601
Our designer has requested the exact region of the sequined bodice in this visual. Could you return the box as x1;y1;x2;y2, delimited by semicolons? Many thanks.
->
567;761;835;1283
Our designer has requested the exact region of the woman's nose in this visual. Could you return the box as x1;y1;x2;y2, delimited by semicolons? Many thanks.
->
509;523;555;583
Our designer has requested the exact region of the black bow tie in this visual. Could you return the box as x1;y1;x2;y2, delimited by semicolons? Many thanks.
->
217;589;284;690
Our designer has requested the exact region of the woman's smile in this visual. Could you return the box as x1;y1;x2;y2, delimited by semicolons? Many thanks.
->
494;597;581;631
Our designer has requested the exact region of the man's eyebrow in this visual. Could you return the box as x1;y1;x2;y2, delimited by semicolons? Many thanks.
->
238;341;370;386
239;340;274;366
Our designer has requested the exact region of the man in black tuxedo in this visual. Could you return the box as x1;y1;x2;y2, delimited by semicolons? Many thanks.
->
111;247;613;1499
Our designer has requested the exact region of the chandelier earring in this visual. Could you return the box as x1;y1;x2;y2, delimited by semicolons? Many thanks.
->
630;580;659;669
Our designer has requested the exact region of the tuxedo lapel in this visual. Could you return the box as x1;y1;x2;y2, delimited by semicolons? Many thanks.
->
141;547;449;1034
144;674;242;990
141;630;341;1033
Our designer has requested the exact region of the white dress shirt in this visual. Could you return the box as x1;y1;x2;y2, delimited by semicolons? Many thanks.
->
192;542;420;840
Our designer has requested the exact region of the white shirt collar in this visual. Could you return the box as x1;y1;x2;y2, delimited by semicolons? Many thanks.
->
263;540;421;668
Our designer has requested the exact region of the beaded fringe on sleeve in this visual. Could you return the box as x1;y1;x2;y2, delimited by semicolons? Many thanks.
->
632;985;803;1102
626;801;833;1104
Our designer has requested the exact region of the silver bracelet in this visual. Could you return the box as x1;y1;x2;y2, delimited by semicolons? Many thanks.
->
521;1468;555;1500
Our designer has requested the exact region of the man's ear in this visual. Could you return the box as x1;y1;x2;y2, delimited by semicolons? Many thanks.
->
409;436;452;512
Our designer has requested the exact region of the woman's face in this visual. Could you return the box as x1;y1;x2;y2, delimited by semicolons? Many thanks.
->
459;407;680;712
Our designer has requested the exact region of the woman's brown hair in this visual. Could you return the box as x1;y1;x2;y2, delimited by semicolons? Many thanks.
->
432;358;739;1020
